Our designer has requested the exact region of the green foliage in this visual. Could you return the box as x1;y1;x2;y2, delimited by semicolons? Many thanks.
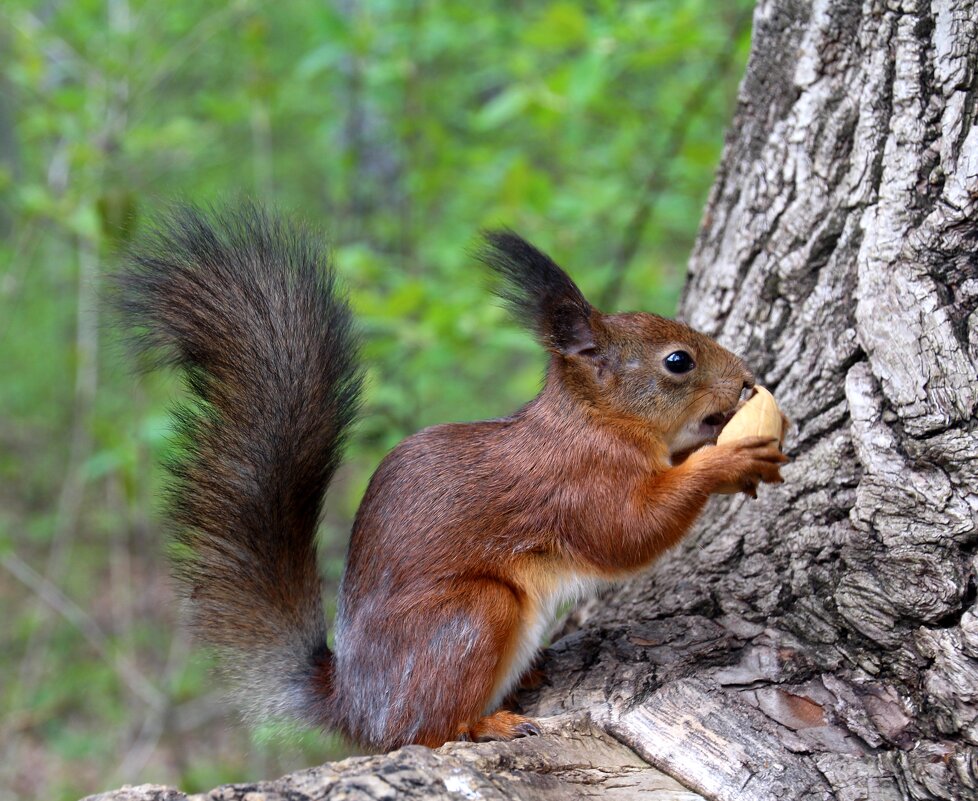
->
0;1;752;798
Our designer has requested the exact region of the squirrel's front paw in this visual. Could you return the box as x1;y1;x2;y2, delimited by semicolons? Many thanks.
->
703;436;788;496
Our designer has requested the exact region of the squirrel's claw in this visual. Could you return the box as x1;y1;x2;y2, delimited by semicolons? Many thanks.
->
514;720;542;737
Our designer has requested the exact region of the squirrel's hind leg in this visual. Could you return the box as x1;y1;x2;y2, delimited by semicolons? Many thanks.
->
393;579;536;748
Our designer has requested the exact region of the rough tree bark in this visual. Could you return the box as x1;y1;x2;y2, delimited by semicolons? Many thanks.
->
89;0;978;798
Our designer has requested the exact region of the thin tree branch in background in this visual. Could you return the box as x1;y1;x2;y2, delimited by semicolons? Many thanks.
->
339;0;368;233
0;220;41;341
1;9;89;82
2;553;166;710
15;234;100;691
132;2;250;103
110;631;191;786
599;9;752;310
0;26;20;238
398;0;423;271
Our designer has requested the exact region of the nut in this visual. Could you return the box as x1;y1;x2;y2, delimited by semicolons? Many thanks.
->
717;386;784;446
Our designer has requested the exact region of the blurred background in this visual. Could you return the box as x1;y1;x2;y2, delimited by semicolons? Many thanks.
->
0;1;753;798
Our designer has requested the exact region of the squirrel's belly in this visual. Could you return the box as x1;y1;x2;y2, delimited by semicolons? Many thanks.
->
487;566;601;712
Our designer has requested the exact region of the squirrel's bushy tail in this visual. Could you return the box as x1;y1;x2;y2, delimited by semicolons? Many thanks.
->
113;203;361;727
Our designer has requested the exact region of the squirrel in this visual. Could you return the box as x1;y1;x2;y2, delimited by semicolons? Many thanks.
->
114;203;787;751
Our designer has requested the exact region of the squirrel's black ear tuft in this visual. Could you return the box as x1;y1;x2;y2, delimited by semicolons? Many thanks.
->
478;230;598;356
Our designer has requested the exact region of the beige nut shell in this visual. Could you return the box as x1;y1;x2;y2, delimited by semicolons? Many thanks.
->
717;386;784;445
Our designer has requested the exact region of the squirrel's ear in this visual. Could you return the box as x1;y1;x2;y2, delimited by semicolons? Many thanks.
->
550;300;598;357
478;230;598;355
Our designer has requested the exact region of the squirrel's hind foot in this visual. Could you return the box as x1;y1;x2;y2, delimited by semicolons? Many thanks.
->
461;710;541;742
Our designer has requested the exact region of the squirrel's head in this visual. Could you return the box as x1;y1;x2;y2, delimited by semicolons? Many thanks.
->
480;231;754;456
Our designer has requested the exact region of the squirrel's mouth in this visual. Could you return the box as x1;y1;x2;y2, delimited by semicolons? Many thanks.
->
698;385;754;441
670;387;754;462
702;411;731;427
671;407;738;462
698;409;736;440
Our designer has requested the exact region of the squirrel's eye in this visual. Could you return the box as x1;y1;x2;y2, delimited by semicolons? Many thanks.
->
664;350;695;374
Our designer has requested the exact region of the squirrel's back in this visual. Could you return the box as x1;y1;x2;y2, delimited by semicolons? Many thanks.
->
113;204;362;726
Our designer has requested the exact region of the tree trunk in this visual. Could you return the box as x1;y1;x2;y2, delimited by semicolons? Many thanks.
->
88;0;978;798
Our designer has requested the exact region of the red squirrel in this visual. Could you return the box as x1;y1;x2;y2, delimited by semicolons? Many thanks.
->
114;204;786;751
